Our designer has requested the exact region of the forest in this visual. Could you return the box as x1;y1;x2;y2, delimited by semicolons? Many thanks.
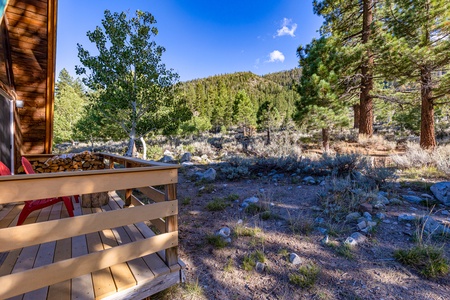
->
54;2;450;154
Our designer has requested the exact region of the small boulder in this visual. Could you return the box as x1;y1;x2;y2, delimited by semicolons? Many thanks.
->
357;220;367;230
255;262;266;273
430;182;450;206
181;152;192;163
346;212;362;222
216;227;231;238
195;168;216;181
159;155;173;163
398;213;417;222
302;176;316;185
345;232;367;246
289;253;303;265
359;203;373;213
401;195;423;204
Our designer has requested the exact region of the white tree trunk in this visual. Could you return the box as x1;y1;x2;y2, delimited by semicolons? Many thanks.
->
140;136;147;160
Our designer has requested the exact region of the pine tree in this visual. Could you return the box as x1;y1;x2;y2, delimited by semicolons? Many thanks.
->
53;69;87;144
314;0;376;136
233;90;256;135
378;0;450;148
296;37;349;151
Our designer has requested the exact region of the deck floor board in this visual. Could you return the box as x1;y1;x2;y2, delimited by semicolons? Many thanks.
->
0;192;182;300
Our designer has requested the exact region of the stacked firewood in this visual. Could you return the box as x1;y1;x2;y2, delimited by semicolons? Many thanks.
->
23;152;105;173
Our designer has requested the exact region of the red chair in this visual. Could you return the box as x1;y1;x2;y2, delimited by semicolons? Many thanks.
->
0;161;10;176
17;157;75;225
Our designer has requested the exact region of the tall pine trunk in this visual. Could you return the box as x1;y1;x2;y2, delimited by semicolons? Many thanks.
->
353;104;360;129
359;0;374;136
420;66;436;149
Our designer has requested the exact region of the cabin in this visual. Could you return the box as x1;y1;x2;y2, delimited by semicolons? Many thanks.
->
0;1;184;299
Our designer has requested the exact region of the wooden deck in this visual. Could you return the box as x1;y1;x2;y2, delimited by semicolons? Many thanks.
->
0;155;184;299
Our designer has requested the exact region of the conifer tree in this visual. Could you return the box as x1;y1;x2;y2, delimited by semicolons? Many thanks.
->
377;0;450;148
296;37;349;151
314;0;376;136
233;90;256;135
53;69;87;144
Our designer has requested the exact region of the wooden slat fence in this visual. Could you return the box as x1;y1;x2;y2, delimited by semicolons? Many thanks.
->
0;154;180;299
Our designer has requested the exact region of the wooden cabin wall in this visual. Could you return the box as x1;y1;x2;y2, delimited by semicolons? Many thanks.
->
4;0;56;155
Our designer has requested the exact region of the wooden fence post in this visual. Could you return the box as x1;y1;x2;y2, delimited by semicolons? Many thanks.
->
124;162;132;207
165;183;178;270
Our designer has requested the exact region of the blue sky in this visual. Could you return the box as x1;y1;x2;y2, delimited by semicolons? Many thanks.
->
56;0;323;82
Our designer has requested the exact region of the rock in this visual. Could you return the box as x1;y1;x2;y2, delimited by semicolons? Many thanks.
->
344;237;357;246
430;182;450;206
363;212;372;220
255;262;266;273
163;150;173;156
398;213;417;222
357;217;366;224
422;216;450;235
289;253;303;265
375;212;386;220
377;195;390;205
202;168;216;181
195;168;216;181
401;195;423;204
216;227;231;238
181;162;194;167
240;196;259;208
421;193;434;200
367;221;377;228
302;176;316;185
243;196;259;204
359;202;373;213
357;220;367;230
389;198;402;205
181;152;192;163
378;191;388;197
321;235;329;245
159;155;173;163
346;212;362;222
201;154;209;160
191;156;202;162
349;232;367;245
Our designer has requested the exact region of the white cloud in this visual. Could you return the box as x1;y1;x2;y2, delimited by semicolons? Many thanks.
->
276;18;297;37
267;50;285;63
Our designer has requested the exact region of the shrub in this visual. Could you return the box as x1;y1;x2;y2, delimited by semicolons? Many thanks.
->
206;234;228;248
320;153;365;177
146;144;163;160
205;198;228;211
242;250;266;271
289;262;320;289
234;224;261;237
394;245;449;278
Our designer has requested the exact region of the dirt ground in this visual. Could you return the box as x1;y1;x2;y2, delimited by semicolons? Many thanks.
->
158;170;450;300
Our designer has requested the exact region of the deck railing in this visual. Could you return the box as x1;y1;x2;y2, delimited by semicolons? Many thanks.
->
0;153;180;299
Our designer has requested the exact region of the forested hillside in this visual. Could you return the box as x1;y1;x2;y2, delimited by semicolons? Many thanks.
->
178;70;301;133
